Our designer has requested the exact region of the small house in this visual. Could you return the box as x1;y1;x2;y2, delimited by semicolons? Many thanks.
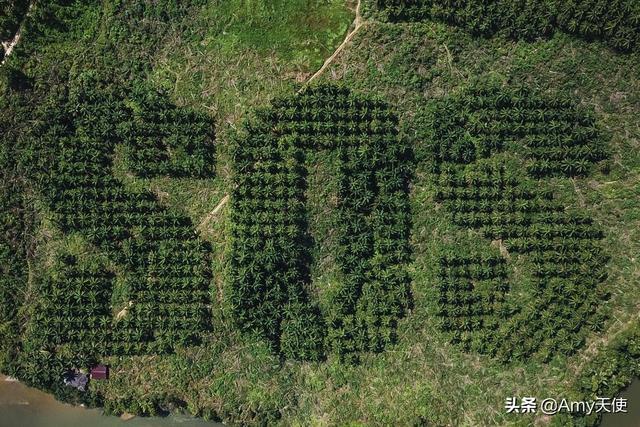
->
90;364;109;380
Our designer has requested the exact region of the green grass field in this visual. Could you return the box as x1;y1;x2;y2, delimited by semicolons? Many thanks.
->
1;0;639;425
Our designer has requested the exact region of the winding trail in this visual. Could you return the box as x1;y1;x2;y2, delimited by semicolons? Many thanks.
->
200;1;364;227
300;0;363;90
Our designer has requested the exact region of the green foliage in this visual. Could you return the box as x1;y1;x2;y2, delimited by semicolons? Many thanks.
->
375;0;640;52
14;77;215;360
6;251;107;407
230;122;316;358
578;324;640;398
432;162;609;362
231;84;412;362
119;84;216;178
280;302;325;361
435;245;512;354
424;80;608;177
0;0;30;40
0;128;29;374
196;0;351;69
426;83;610;362
556;0;640;52
561;323;640;426
1;0;638;423
17;255;113;391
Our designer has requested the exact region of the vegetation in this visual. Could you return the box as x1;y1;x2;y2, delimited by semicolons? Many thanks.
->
25;81;214;353
16;254;108;407
434;159;609;361
0;0;30;41
0;0;639;425
1;0;218;393
425;81;609;176
119;84;216;178
423;82;611;362
0;116;30;374
230;84;412;362
571;323;640;426
372;0;640;52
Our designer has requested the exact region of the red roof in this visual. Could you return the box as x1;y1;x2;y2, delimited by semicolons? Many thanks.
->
90;365;109;380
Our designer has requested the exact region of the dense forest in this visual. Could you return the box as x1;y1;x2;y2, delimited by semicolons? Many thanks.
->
1;0;639;425
374;0;640;52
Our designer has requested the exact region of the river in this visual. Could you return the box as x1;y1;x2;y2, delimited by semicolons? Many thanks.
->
0;375;223;427
599;378;640;427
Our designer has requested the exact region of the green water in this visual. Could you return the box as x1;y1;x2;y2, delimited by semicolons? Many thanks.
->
599;378;640;427
0;375;223;427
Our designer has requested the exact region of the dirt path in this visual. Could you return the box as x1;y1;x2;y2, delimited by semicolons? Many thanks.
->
572;178;586;208
199;1;364;225
300;0;363;89
1;2;35;66
198;194;230;230
114;301;134;321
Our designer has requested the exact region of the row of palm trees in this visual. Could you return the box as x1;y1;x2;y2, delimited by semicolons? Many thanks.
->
30;255;210;356
231;112;323;360
230;85;412;362
20;85;215;363
429;81;607;178
432;156;608;361
436;248;510;336
377;0;639;52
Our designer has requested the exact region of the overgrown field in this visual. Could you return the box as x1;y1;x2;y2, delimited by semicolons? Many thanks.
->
1;0;639;426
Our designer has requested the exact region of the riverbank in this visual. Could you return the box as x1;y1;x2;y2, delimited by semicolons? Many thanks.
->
0;375;223;427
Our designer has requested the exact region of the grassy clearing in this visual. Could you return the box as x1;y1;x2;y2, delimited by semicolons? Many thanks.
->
150;0;353;119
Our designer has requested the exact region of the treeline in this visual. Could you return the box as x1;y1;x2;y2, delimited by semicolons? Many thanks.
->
0;117;30;374
230;84;412;362
375;0;640;53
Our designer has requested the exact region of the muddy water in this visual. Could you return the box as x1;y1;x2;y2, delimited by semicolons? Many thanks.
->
599;378;640;427
0;375;223;427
